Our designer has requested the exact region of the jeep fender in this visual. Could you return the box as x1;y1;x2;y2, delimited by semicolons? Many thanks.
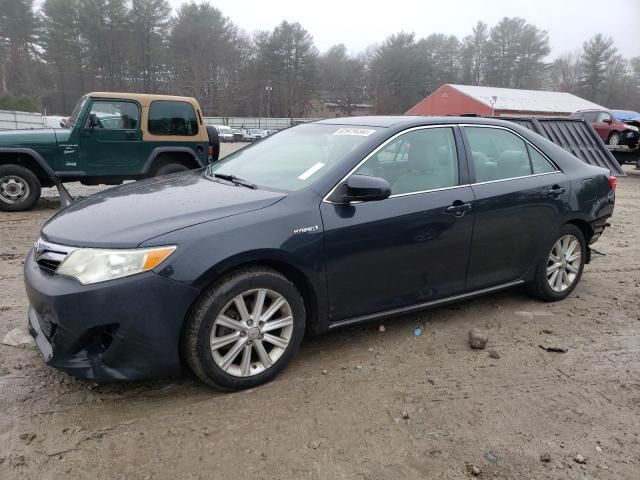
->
0;147;74;207
143;147;207;174
0;147;55;177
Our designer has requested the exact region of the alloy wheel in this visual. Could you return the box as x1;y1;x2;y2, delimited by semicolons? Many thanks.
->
0;175;30;204
608;133;620;146
210;288;294;377
546;234;581;292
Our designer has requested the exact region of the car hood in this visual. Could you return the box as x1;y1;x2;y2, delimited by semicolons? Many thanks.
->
41;170;287;248
0;128;68;146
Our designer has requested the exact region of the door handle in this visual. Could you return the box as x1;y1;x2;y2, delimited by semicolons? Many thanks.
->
125;131;137;140
547;186;566;196
445;201;473;217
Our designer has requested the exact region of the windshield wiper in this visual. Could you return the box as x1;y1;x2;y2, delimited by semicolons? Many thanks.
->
212;173;257;189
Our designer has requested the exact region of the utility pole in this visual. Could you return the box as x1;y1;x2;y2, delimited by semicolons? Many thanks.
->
265;82;273;118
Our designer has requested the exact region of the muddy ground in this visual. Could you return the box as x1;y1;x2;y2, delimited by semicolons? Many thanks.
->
0;153;639;479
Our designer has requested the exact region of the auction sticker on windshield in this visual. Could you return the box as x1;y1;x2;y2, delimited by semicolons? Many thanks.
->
298;162;326;180
334;128;376;136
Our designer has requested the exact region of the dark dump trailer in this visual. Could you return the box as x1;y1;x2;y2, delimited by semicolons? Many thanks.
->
607;145;640;169
494;116;626;177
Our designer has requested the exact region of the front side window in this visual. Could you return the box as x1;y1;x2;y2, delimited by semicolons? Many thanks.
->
207;123;379;192
596;112;612;123
148;101;198;136
466;127;533;182
85;100;140;129
355;128;458;195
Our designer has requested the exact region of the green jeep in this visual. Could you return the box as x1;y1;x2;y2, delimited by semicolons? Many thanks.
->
0;92;219;211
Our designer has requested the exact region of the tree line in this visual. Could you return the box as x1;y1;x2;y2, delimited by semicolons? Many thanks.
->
0;0;639;116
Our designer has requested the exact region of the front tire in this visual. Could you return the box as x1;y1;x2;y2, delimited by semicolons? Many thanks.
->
527;224;586;302
0;165;41;212
608;132;620;146
183;268;306;390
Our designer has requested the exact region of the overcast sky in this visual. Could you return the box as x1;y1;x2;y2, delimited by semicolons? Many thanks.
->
168;0;640;59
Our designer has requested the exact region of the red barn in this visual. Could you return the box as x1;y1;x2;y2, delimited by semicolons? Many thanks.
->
406;84;605;117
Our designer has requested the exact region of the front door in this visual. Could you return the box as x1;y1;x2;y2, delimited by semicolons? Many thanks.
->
79;99;142;176
321;126;475;322
592;111;613;143
462;125;571;290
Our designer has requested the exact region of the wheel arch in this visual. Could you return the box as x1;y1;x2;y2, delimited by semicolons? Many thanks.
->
143;147;205;175
185;253;324;340
0;148;55;187
565;218;593;245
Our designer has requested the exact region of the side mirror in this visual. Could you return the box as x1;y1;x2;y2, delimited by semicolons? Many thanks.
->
88;113;99;128
330;174;391;203
603;118;612;124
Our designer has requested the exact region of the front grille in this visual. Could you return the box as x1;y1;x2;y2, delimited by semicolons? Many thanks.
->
33;238;75;274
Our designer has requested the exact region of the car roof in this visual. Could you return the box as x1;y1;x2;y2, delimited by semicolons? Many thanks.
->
87;92;198;106
314;115;535;129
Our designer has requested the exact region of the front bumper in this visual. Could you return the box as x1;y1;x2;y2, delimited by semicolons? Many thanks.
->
24;249;200;382
621;129;639;147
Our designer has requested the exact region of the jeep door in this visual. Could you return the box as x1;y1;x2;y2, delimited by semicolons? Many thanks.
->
79;99;142;176
321;126;475;321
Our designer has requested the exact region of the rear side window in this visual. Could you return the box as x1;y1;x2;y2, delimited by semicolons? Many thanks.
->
528;146;557;174
466;127;532;182
148;101;198;136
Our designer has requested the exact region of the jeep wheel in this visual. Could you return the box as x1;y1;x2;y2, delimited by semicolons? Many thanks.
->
0;165;41;212
155;163;190;176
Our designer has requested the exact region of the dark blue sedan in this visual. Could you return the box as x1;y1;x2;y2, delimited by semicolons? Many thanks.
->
25;116;616;390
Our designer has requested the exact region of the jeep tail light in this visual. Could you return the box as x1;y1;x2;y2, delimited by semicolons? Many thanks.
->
208;145;213;157
608;176;617;192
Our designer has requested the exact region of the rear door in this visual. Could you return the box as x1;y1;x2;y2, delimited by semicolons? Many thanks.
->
79;99;142;175
321;126;475;321
461;125;570;290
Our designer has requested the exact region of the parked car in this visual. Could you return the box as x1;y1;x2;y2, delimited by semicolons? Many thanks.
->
214;125;234;142
25;116;615;391
231;128;243;142
0;92;218;212
242;128;265;142
570;109;639;148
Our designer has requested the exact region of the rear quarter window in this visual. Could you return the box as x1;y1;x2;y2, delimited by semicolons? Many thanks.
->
148;101;199;136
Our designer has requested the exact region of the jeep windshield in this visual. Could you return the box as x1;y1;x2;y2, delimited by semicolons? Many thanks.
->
206;123;378;192
67;96;88;127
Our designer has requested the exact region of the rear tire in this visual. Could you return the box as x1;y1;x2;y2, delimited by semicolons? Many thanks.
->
155;162;190;176
526;224;586;302
0;164;41;212
183;268;306;391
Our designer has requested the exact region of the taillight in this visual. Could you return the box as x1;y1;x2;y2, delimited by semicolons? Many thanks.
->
608;176;617;192
208;146;213;157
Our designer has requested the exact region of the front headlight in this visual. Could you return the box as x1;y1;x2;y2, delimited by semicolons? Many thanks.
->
57;246;176;285
624;124;639;132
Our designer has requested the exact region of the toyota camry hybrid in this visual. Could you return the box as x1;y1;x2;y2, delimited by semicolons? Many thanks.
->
24;116;616;390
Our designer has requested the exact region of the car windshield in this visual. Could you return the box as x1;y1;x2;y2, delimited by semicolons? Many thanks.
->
67;96;88;127
207;123;378;192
